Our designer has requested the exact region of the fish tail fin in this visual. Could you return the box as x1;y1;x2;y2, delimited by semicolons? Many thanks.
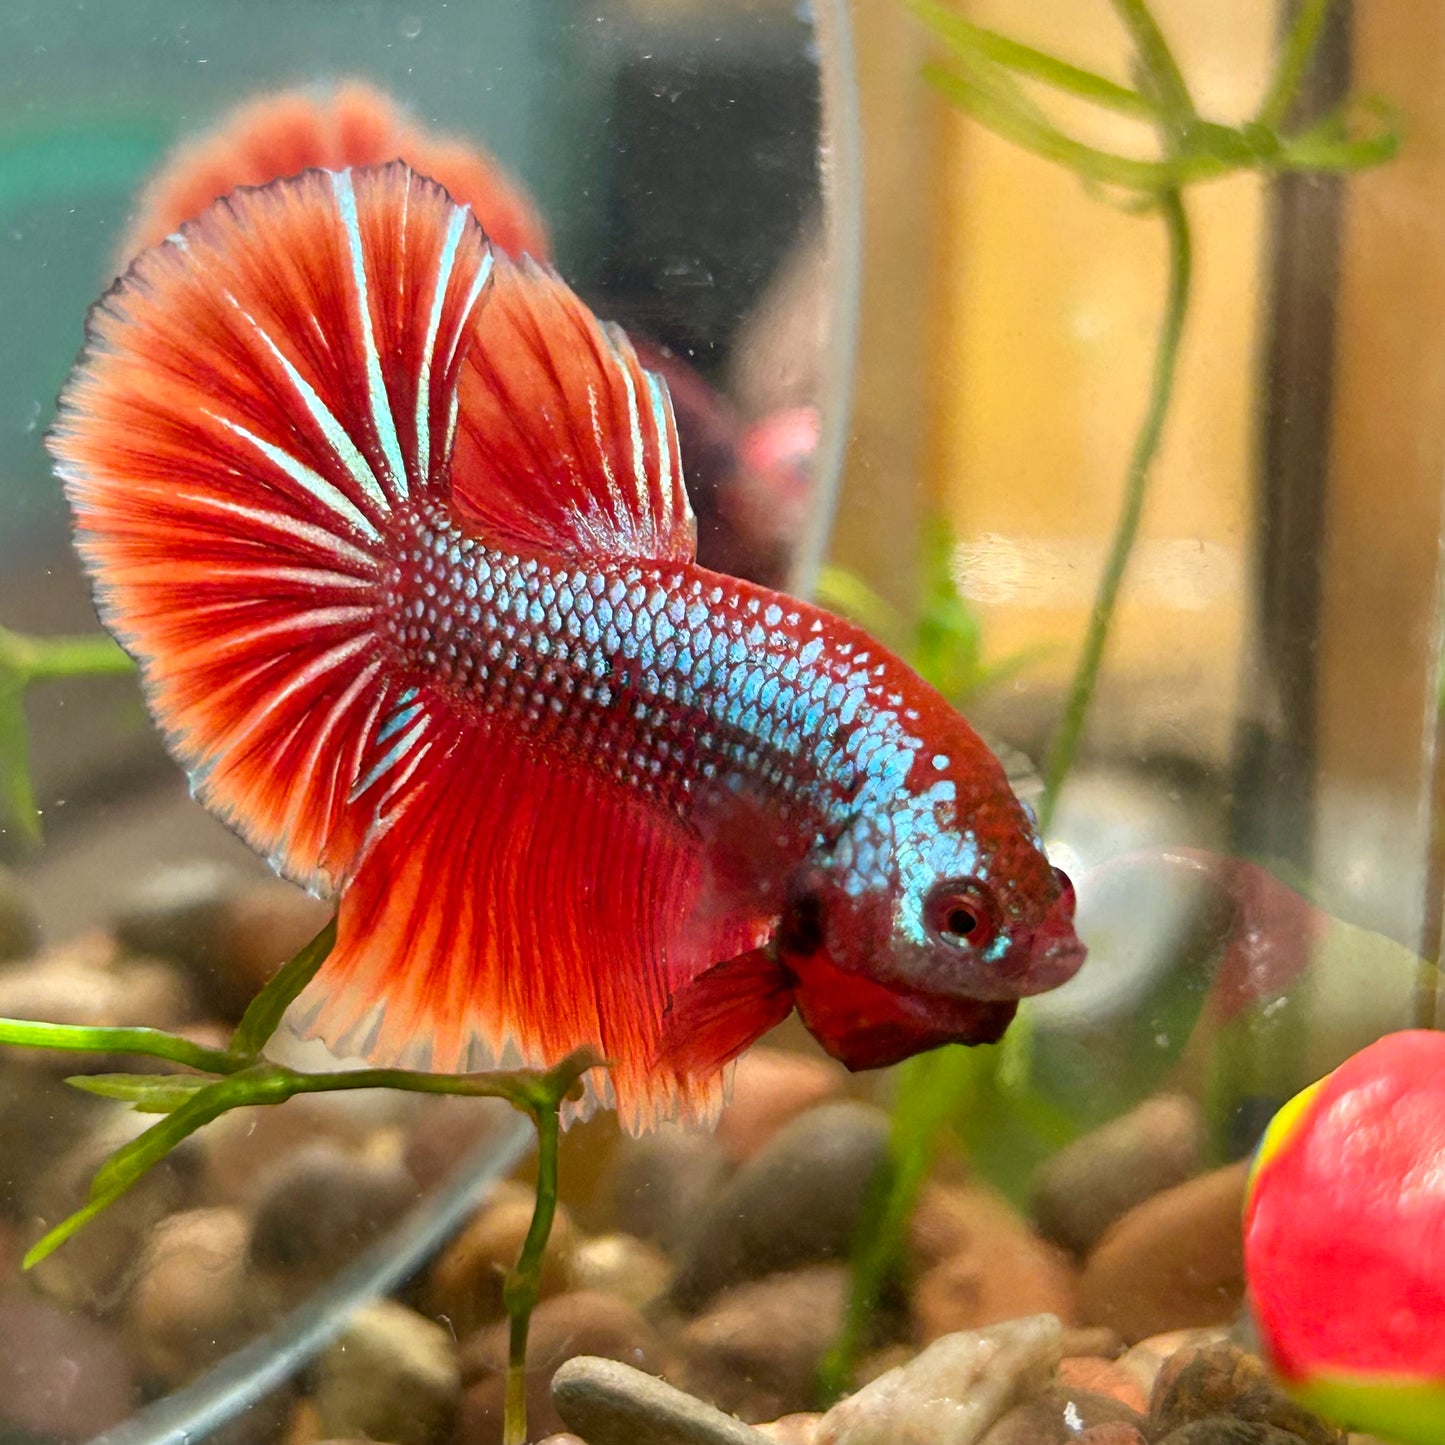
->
121;80;550;265
50;163;494;892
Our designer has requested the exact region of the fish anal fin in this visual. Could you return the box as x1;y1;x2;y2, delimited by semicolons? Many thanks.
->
658;948;796;1081
300;690;759;1132
451;257;696;566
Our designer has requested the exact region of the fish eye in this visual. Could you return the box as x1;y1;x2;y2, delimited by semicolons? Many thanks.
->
923;877;996;950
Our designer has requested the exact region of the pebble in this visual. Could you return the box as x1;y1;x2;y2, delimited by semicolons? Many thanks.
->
671;1101;891;1310
1077;1162;1250;1342
1062;1326;1125;1359
1059;1356;1150;1414
0;864;39;961
26;1103;204;1314
1078;1428;1148;1445
201;1095;386;1207
114;861;246;974
908;1182;1077;1341
0;938;197;1046
715;1048;846;1163
313;1299;458;1445
459;1290;668;1443
604;1127;731;1255
1154;1424;1314;1444
115;864;328;1020
247;1142;418;1285
0;1286;138;1439
551;1355;774;1445
425;1182;576;1337
1117;1329;1230;1401
1149;1343;1344;1445
0;1058;99;1202
405;1093;521;1192
680;1265;849;1421
570;1231;673;1310
976;1397;1075;1445
210;879;331;1015
1030;1095;1204;1255
127;1205;252;1383
977;1383;1146;1445
756;1415;824;1444
815;1313;1065;1445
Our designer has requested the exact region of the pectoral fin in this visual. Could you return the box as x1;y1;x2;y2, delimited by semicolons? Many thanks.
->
658;946;796;1080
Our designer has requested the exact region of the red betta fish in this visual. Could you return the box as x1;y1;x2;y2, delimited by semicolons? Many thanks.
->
48;164;1084;1129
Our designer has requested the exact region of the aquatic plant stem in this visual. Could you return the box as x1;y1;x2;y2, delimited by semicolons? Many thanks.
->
504;1100;562;1445
1258;0;1333;132
0;626;133;679
1039;188;1191;831
0;909;599;1445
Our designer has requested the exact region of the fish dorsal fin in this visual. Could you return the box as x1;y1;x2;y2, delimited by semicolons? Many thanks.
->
49;162;494;891
450;256;696;565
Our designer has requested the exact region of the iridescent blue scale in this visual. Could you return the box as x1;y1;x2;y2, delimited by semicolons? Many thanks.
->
380;510;957;880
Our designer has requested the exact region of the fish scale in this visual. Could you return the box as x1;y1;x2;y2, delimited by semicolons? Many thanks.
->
383;507;911;830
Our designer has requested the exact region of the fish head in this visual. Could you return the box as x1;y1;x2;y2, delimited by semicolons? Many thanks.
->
778;730;1084;1070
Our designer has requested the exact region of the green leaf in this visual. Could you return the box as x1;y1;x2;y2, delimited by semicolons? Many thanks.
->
230;915;338;1059
906;0;1153;119
0;1016;238;1073
1256;0;1332;131
1108;0;1194;138
0;688;40;844
813;566;909;653
913;514;984;698
924;57;1226;194
1275;95;1402;173
65;1072;213;1113
25;1081;237;1268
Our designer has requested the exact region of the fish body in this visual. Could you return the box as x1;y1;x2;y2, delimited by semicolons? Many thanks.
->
50;163;1083;1128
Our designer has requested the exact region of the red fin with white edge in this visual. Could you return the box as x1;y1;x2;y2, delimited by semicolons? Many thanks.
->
657;949;797;1080
450;256;696;564
48;164;493;891
297;688;775;1132
122;80;551;266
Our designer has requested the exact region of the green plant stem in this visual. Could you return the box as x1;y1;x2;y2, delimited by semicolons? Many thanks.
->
0;627;132;679
1258;0;1333;131
0;1016;239;1073
818;1048;965;1403
905;0;1153;118
924;60;1229;193
2;942;599;1445
1108;0;1194;139
504;1101;562;1445
1040;188;1191;831
230;916;337;1057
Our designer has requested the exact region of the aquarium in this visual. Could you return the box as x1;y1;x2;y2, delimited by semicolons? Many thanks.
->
0;3;1442;1445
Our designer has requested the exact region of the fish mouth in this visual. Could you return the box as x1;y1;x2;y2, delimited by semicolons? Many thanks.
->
1017;865;1087;996
1022;935;1087;994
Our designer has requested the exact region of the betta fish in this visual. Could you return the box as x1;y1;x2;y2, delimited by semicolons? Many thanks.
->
48;163;1084;1129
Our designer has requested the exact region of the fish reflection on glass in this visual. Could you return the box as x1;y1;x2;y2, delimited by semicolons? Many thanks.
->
49;163;1084;1129
120;80;817;589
